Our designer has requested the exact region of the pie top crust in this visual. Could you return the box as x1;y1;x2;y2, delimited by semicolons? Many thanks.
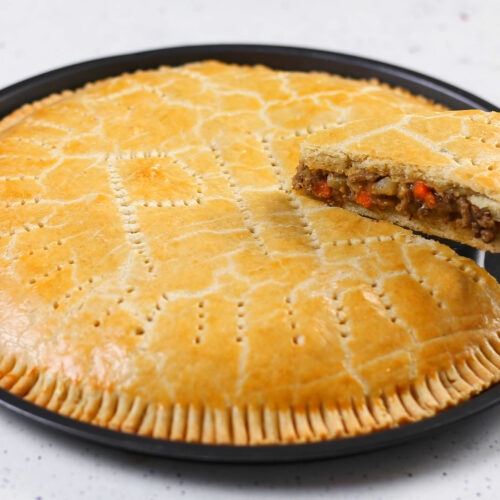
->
301;111;500;203
0;61;499;445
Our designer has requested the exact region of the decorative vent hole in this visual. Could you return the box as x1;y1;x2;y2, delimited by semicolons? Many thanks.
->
135;327;145;336
94;320;100;328
52;301;59;310
236;336;243;343
293;335;305;345
195;336;201;344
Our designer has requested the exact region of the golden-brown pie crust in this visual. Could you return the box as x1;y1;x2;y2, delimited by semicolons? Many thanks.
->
0;61;499;445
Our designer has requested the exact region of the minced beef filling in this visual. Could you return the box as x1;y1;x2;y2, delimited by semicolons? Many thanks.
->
293;164;498;243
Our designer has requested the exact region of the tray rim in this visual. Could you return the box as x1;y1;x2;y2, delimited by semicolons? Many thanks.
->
0;43;498;463
1;44;498;115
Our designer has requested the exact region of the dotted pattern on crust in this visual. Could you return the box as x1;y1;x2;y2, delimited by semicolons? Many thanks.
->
0;61;499;445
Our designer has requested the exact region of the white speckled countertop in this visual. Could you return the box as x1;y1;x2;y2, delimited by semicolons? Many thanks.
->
0;1;499;499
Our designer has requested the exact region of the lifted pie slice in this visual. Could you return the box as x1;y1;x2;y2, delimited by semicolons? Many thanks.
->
294;110;500;252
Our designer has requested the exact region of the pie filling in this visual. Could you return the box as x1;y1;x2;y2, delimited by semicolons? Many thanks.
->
293;164;499;243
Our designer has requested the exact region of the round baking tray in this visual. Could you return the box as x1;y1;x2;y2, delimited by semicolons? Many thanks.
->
0;44;498;463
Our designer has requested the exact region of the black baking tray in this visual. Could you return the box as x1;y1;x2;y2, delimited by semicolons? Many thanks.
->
0;44;499;463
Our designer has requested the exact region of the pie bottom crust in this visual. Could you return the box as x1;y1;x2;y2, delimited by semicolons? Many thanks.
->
2;340;500;444
330;200;500;253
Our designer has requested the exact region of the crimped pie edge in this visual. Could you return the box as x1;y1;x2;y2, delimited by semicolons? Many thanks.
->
1;332;500;444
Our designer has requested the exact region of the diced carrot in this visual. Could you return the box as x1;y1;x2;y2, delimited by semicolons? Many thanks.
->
355;189;373;208
413;181;430;200
313;179;332;199
424;192;437;208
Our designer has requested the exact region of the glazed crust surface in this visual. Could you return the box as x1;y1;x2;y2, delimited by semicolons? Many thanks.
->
1;62;500;445
300;111;500;252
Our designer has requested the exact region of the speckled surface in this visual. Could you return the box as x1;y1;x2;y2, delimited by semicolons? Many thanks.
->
1;0;499;498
